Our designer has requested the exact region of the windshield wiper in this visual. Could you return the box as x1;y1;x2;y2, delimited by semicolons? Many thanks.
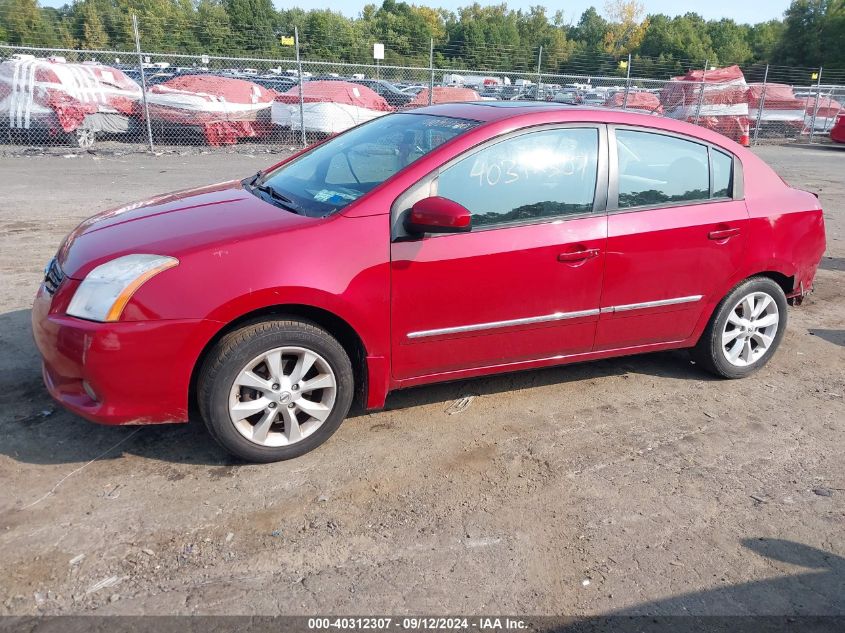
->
247;179;301;214
254;183;294;205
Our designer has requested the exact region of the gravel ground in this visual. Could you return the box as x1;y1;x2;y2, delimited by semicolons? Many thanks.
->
0;144;843;617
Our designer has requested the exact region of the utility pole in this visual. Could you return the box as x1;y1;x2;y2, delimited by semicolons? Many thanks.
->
295;26;306;148
693;59;708;125
132;14;154;152
536;46;543;100
809;67;824;144
752;64;769;146
622;53;632;109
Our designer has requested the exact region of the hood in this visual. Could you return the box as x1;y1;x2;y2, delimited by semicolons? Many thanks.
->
58;180;317;279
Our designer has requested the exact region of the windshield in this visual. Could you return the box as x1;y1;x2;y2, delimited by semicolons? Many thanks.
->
255;113;479;217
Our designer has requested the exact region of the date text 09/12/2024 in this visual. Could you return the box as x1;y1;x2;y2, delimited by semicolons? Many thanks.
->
307;617;528;630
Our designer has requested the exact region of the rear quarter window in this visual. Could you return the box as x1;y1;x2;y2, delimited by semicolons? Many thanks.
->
712;149;733;198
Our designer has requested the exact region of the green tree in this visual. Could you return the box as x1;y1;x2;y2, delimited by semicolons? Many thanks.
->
447;4;522;70
603;0;649;57
0;0;57;45
570;7;608;51
775;0;844;68
196;0;233;55
748;19;786;61
638;13;715;64
707;19;752;65
77;0;109;49
223;0;280;54
1;0;843;76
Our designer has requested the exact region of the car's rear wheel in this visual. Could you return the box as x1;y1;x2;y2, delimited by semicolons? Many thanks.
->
693;277;788;378
198;319;354;462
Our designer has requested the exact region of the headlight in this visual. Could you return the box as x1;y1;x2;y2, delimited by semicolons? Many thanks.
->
67;254;179;322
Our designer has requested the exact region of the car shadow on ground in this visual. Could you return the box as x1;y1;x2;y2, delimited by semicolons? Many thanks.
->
789;143;845;153
546;539;845;631
819;255;845;272
3;307;714;467
381;346;713;414
808;328;845;347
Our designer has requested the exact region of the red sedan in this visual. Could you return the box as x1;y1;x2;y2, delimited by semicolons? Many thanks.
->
33;103;826;462
831;114;845;144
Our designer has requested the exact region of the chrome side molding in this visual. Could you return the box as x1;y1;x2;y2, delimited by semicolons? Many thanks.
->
406;309;601;339
600;295;703;314
407;295;703;339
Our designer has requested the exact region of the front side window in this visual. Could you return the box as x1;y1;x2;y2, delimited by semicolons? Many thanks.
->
258;113;478;217
616;130;710;209
436;128;599;228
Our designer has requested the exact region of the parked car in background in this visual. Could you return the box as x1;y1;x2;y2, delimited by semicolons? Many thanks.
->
747;83;806;137
519;84;554;101
581;92;606;106
139;74;276;146
245;75;298;93
553;89;582;104
399;84;426;95
661;65;750;145
407;86;480;106
831;114;845;143
497;85;528;100
33;103;826;462
604;91;663;115
801;94;843;132
272;80;392;135
478;86;503;100
315;76;414;108
1;56;141;148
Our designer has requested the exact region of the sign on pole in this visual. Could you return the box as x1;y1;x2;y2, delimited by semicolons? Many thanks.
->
281;35;295;46
373;43;385;60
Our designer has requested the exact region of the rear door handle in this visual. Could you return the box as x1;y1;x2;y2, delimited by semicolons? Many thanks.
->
708;227;740;240
558;248;600;262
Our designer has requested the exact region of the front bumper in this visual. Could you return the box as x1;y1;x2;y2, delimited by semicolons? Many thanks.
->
32;282;220;425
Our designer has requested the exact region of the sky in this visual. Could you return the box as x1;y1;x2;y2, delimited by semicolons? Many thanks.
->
35;0;794;24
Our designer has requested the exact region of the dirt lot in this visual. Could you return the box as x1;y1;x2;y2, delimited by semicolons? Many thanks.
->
0;145;843;618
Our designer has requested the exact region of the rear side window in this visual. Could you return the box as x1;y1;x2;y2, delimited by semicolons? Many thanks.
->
712;149;733;198
436;128;599;228
615;130;710;209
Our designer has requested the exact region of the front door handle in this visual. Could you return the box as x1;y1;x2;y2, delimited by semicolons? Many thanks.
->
558;248;600;263
708;227;740;241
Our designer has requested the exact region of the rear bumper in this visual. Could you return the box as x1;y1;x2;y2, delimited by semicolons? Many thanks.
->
32;285;220;425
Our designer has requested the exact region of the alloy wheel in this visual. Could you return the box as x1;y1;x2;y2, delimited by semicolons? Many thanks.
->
75;128;96;148
721;291;780;367
228;346;337;447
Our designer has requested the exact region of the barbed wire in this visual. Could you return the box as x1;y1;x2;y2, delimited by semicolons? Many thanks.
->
1;11;842;154
2;8;844;84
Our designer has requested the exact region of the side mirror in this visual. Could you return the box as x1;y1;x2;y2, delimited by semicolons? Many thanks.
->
404;196;472;235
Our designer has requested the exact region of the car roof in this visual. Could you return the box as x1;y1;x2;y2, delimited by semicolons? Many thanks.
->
405;102;748;153
407;101;614;122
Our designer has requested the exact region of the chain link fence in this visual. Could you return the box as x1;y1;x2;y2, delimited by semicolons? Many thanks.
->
1;23;843;154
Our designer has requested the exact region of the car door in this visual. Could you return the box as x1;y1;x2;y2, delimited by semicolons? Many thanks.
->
596;126;748;350
390;125;608;381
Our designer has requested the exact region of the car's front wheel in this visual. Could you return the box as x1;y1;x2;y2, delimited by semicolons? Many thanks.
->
693;277;788;378
198;319;354;462
66;127;97;148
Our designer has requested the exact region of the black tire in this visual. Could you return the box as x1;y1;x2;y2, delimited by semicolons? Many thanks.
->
198;319;354;463
692;277;788;379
